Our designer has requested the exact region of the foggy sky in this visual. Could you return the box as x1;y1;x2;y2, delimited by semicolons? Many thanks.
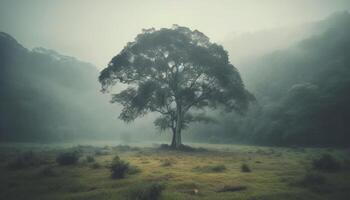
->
1;0;350;68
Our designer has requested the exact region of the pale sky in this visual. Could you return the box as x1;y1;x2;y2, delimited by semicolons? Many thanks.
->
1;0;350;68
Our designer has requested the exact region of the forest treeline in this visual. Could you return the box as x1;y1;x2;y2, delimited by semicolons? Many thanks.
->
190;12;350;147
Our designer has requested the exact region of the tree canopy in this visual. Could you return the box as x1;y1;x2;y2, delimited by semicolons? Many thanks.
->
99;25;253;148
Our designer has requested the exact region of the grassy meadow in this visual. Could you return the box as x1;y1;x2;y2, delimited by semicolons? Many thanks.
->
0;142;349;200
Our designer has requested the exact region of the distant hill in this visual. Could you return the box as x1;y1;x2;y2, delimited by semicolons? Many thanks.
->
239;11;350;146
0;32;121;142
190;12;350;146
223;11;350;71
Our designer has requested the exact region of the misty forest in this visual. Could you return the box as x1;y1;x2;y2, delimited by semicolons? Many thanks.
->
1;1;350;200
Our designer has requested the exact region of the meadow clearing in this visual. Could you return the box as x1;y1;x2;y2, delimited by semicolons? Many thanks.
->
0;142;349;200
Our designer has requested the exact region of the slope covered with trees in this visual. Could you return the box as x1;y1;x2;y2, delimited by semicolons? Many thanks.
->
0;32;120;141
192;12;350;146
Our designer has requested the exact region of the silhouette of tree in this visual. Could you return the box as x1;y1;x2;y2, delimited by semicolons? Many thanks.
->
99;25;253;148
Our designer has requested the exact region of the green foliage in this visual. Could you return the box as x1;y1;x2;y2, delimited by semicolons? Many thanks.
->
110;155;130;179
90;162;101;169
85;155;95;163
241;163;251;172
99;25;252;146
0;32;118;142
210;165;227;172
195;12;350;147
56;151;80;165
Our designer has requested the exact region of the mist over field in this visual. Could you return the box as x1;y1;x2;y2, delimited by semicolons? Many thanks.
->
1;1;350;200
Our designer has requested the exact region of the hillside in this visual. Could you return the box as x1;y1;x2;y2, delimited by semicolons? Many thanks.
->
190;12;350;146
0;32;119;141
240;11;350;146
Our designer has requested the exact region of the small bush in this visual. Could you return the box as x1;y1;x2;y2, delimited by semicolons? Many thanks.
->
86;155;95;163
312;154;341;172
56;151;80;165
241;163;251;172
7;151;43;170
161;160;172;167
110;155;129;179
90;162;101;169
211;164;226;172
127;183;165;200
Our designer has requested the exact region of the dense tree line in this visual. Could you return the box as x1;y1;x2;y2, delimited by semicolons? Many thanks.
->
189;12;350;147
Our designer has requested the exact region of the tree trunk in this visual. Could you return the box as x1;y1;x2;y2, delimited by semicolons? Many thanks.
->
175;126;182;147
174;103;182;148
171;127;176;147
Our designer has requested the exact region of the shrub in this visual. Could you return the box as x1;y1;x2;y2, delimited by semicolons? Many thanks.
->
90;162;101;169
56;151;80;165
86;155;95;163
110;155;129;179
211;164;226;172
7;151;43;170
312;154;341;172
241;163;251;172
127;183;165;200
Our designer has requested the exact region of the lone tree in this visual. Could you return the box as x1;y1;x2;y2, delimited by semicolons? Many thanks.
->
99;25;253;148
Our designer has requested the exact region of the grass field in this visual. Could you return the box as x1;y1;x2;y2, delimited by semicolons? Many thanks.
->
0;142;349;200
